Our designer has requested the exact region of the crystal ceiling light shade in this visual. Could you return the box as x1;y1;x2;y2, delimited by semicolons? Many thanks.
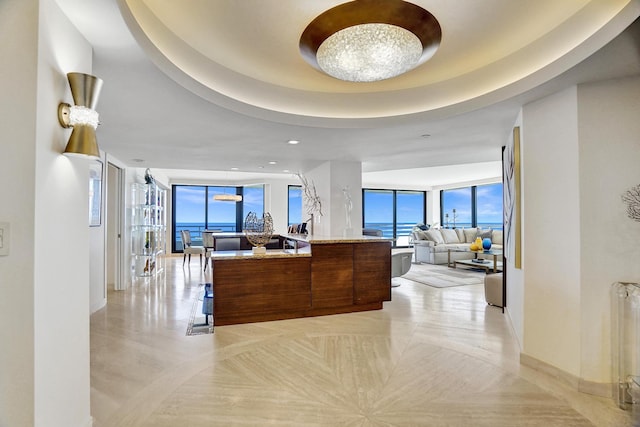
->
58;72;103;159
300;0;441;82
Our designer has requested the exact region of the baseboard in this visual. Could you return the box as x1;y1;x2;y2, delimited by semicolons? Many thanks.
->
520;353;612;398
579;378;613;398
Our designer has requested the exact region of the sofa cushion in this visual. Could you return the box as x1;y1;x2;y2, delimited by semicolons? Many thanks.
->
425;229;445;244
463;228;478;243
455;228;465;242
432;243;470;253
492;229;503;245
412;230;429;241
440;228;460;244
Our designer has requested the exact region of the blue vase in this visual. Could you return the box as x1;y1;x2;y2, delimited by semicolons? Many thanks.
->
482;238;492;251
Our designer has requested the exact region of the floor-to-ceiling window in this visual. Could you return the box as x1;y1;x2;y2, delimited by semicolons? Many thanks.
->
172;184;264;252
288;185;302;226
441;187;472;228
173;186;207;251
395;191;426;245
242;184;265;218
475;183;503;229
363;189;425;246
207;186;239;232
440;183;503;229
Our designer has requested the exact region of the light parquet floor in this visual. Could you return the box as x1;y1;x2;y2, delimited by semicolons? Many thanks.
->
90;256;634;426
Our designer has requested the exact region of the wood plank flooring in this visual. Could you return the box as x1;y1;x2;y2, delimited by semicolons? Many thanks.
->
90;256;634;426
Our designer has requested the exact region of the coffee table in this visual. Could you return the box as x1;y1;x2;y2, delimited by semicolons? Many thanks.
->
447;249;503;273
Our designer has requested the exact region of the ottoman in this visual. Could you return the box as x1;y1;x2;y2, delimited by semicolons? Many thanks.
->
484;273;503;307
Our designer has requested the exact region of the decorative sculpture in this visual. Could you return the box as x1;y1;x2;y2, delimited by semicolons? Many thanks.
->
343;186;353;233
622;184;640;222
296;173;323;234
243;212;274;254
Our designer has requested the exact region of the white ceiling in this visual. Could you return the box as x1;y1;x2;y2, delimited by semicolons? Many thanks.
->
55;0;640;186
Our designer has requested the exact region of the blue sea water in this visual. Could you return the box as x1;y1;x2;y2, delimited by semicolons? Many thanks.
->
175;221;503;249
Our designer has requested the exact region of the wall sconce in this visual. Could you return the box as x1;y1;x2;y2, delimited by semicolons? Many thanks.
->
58;72;103;159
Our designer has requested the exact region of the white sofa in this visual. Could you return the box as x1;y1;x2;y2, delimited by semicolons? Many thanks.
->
411;227;503;265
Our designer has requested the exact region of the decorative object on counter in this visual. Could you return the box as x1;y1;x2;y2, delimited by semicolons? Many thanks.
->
296;173;323;234
482;238;492;251
243;211;274;254
58;72;103;159
622;184;640;222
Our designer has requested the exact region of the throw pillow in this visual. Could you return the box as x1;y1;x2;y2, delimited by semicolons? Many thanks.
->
492;229;503;245
463;228;478;243
455;228;465;242
415;223;429;231
425;229;445;244
440;228;460;244
475;228;493;240
415;230;429;240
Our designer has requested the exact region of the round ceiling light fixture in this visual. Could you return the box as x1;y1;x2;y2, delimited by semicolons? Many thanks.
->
300;0;441;82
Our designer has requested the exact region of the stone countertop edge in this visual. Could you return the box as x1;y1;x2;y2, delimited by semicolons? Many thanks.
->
282;233;393;244
211;247;312;260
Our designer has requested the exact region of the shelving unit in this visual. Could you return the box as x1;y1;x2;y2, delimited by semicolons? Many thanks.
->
131;182;166;277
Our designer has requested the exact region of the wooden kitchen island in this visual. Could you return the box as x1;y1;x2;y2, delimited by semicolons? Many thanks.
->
211;235;392;326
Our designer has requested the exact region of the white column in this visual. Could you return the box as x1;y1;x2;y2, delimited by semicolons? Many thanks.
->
304;161;362;237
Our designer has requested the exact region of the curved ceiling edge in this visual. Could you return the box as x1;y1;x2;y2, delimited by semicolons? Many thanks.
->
118;0;638;128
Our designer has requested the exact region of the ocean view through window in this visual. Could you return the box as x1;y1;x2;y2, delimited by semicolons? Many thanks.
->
363;189;425;246
441;183;503;230
172;184;264;252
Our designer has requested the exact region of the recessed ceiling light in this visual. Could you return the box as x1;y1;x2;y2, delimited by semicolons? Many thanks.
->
231;167;239;170
287;140;300;145
258;166;264;169
132;158;144;163
283;169;290;173
421;134;431;138
269;161;277;165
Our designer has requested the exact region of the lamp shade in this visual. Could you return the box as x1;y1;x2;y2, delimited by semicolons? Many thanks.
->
63;125;100;158
67;72;103;109
213;194;243;202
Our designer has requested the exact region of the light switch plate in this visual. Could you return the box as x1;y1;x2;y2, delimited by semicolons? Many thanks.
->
0;222;9;256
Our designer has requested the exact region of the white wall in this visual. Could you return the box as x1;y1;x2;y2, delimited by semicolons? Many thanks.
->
518;76;640;389
0;1;38;425
522;86;583;378
577;76;640;383
0;0;93;425
34;1;94;425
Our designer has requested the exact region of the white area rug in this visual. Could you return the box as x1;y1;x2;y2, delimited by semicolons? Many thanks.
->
400;262;485;288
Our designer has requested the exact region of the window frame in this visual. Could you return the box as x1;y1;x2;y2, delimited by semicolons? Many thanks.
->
362;188;426;247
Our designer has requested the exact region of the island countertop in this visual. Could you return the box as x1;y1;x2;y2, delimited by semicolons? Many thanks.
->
211;235;392;326
282;233;392;244
210;246;311;260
